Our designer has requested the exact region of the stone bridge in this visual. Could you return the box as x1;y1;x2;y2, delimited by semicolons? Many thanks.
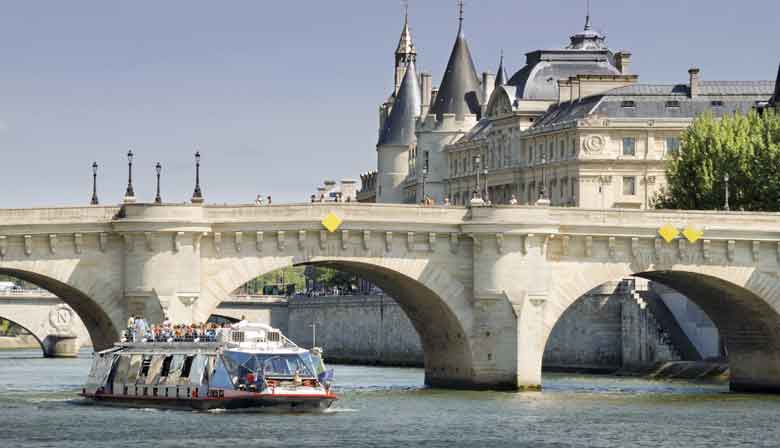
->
0;290;90;357
1;202;780;392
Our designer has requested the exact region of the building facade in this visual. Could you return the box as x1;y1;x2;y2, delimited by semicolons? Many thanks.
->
367;8;777;209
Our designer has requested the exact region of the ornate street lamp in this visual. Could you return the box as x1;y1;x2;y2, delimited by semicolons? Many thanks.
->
724;173;730;212
483;168;489;203
421;167;428;202
191;151;204;204
154;162;162;204
124;150;136;203
474;155;481;199
90;162;99;205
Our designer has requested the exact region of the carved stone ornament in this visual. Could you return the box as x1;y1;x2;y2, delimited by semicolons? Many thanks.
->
256;231;264;252
99;233;108;252
385;232;393;252
144;232;153;252
428;233;437;252
213;232;222;255
608;237;616;259
298;230;307;250
341;230;349;250
277;231;286;251
584;135;606;153
752;241;760;262
702;239;711;262
0;236;6;257
630;237;640;259
235;232;243;252
727;240;736;262
561;235;570;256
24;235;32;256
363;230;371;250
407;232;415;251
174;232;184;253
320;230;327;250
449;233;459;254
73;233;83;254
49;234;57;255
585;236;593;258
122;234;134;253
470;234;481;253
495;233;504;254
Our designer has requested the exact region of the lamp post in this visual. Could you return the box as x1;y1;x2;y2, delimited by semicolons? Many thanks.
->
474;155;481;199
483;168;489;203
154;162;162;204
538;156;546;200
421;167;428;202
191;151;204;204
724;173;730;211
90;162;99;205
124;150;136;203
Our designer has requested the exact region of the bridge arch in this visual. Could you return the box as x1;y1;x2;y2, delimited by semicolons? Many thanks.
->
541;263;780;393
200;255;484;389
0;316;46;353
0;268;121;351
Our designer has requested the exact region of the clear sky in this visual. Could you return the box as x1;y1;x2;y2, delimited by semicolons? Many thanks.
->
0;0;778;208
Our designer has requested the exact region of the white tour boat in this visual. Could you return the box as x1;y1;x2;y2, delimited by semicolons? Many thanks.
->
81;321;336;412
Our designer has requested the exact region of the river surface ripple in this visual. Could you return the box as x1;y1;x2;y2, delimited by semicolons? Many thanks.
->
1;349;779;447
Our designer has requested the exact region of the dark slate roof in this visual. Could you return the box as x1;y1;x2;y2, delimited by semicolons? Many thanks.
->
378;61;421;146
430;24;483;120
772;63;780;106
506;19;620;101
532;81;774;129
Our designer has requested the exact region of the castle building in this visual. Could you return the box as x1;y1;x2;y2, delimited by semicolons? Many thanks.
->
364;7;777;208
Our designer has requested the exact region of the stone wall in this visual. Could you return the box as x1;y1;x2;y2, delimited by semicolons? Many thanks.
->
282;283;697;371
287;295;423;366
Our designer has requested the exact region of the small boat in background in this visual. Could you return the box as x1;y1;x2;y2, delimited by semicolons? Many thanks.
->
81;321;336;412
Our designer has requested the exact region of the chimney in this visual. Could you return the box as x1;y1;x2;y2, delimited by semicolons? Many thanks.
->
420;72;432;118
689;68;701;98
615;51;632;75
482;72;496;116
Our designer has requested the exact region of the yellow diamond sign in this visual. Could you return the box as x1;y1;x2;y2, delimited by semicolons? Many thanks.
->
658;224;679;243
321;212;343;233
682;226;704;244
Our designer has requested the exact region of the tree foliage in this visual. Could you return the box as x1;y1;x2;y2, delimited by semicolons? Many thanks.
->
654;109;780;211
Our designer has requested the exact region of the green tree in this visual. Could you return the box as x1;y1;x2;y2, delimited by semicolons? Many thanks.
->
654;109;780;211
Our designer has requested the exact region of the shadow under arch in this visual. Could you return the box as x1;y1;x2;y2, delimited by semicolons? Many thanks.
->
544;267;780;393
0;316;45;355
201;257;479;389
0;268;118;351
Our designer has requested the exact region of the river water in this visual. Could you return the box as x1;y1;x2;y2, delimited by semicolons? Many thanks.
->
1;349;779;447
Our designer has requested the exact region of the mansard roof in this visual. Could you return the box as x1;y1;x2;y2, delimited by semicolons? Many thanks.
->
532;81;774;129
507;19;620;102
430;24;484;120
378;61;421;146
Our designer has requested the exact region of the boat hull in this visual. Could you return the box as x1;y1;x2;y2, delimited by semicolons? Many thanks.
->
81;392;336;412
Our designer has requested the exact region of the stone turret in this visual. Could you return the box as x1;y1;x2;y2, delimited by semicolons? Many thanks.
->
394;10;417;96
377;61;421;203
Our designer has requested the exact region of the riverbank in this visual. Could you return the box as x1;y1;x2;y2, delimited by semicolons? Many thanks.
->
0;336;38;350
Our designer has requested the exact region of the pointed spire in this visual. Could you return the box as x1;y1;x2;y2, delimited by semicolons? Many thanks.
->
458;0;465;34
430;3;483;120
396;3;415;57
495;50;507;88
379;61;422;146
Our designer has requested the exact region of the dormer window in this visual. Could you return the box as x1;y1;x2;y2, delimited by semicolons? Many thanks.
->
621;100;636;108
666;100;681;108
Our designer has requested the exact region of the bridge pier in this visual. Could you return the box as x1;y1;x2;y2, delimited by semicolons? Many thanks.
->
41;335;80;358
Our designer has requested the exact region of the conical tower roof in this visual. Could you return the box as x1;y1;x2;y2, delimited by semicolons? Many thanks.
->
430;20;483;120
378;61;421;146
495;52;508;87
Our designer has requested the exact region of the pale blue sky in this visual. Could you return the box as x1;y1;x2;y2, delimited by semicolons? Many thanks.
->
0;1;778;207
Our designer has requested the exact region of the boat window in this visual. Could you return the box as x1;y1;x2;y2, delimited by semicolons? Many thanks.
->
126;355;142;382
139;356;152;378
181;356;195;378
160;356;173;377
267;331;280;342
231;331;245;343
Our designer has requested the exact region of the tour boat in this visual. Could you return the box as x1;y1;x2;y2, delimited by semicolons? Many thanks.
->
80;321;336;412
